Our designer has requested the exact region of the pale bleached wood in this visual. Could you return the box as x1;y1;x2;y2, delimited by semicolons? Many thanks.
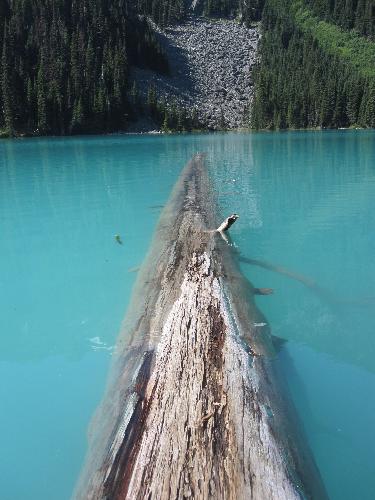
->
75;154;327;500
216;213;239;232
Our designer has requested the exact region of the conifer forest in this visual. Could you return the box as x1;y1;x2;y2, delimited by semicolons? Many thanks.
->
0;0;374;135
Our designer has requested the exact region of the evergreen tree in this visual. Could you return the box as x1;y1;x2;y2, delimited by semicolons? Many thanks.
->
1;25;15;134
252;0;375;129
0;0;169;136
71;97;84;134
36;57;48;134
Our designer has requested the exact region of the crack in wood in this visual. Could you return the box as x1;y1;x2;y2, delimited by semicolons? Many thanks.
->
75;155;328;500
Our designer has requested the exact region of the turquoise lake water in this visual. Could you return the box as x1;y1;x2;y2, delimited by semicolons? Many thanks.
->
1;131;374;499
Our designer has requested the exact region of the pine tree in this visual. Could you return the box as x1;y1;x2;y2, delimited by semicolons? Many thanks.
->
26;77;36;128
162;109;170;131
363;79;375;127
130;81;139;109
191;108;199;130
355;0;367;35
71;97;84;134
1;25;15;134
252;0;375;130
37;58;48;133
147;85;157;117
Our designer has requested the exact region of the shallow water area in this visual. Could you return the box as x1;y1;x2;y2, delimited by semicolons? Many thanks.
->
1;131;374;499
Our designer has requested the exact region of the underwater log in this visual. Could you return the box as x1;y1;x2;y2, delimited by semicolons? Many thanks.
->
75;154;327;500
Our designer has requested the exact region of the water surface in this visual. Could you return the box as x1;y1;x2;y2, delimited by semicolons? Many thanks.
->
1;131;374;499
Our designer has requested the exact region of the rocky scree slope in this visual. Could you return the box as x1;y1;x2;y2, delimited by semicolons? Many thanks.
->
130;16;260;130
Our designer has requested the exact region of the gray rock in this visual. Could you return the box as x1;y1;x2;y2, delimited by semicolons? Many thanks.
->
130;15;260;130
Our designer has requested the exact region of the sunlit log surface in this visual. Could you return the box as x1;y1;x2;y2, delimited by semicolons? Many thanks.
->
76;154;327;500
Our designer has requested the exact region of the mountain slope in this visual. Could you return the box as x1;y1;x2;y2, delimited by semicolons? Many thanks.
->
1;0;374;136
251;0;375;129
130;16;259;131
0;0;168;136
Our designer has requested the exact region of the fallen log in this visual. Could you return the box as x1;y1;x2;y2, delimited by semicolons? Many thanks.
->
75;154;327;500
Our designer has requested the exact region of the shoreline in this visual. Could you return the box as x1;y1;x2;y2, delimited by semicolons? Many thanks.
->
0;127;375;141
1;126;373;140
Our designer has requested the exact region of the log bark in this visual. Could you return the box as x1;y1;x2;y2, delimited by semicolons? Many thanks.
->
75;154;327;500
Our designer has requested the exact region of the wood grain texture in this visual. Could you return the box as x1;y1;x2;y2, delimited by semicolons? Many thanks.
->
75;154;327;500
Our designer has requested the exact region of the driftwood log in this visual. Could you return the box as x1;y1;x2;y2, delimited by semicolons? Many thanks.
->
76;154;327;500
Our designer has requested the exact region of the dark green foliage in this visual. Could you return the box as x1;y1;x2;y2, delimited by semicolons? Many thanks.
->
136;0;265;26
143;84;202;131
305;0;375;38
127;17;169;73
0;0;169;135
135;0;185;26
201;0;265;23
1;24;15;134
252;0;375;129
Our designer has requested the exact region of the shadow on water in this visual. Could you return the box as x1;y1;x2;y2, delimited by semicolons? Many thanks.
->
220;215;375;377
2;132;375;500
209;130;375;375
2;131;375;374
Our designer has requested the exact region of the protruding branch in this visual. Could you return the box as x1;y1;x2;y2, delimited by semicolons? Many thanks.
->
216;213;239;232
76;158;328;500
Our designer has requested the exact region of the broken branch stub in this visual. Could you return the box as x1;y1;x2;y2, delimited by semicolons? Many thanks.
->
75;155;327;500
216;213;239;232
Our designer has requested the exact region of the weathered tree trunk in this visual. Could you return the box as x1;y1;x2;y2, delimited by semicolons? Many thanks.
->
75;154;327;500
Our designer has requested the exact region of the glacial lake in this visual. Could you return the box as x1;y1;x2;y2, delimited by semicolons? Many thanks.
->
1;131;374;499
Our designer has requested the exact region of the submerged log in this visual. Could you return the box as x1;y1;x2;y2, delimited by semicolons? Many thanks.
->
76;154;327;500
